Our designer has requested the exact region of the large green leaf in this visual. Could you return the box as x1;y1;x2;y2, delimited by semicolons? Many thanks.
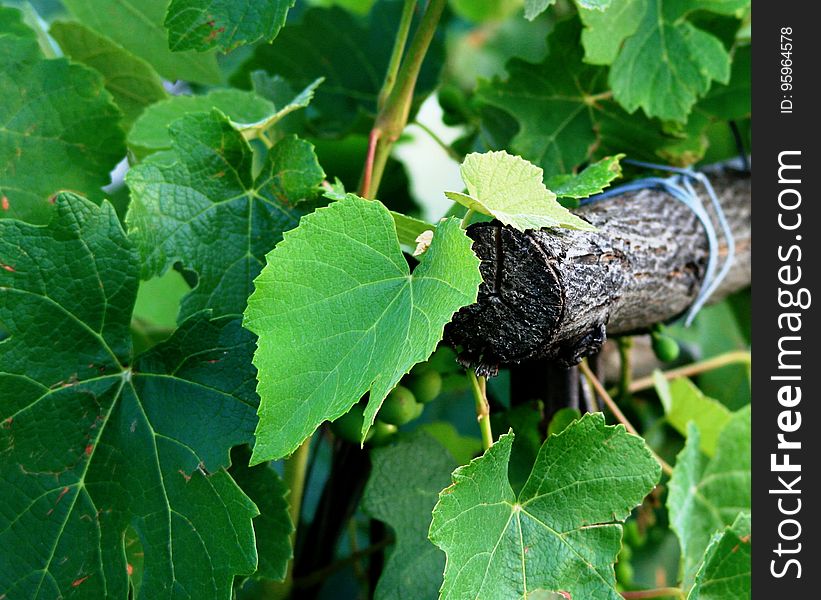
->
127;110;324;320
668;406;751;589
362;433;457;599
445;151;595;232
165;0;295;52
127;89;276;156
234;2;443;136
429;413;661;599
0;35;125;224
0;194;262;598
49;21;169;128
244;195;481;461
62;0;220;84
608;0;749;122
230;446;293;581
688;512;751;600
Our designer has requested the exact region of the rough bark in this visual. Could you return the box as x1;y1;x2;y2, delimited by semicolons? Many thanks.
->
445;167;751;376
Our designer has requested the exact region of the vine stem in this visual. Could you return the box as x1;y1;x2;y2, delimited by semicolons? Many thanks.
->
621;587;684;599
628;350;751;393
359;0;448;198
468;370;494;450
579;360;674;477
377;0;417;111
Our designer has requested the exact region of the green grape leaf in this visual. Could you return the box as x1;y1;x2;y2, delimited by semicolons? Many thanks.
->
165;0;295;52
229;445;293;581
445;151;595;232
524;0;556;20
362;433;457;600
250;71;312;135
0;35;125;224
654;373;731;456
579;0;645;65
688;512;751;600
234;3;443;136
429;413;661;599
0;5;36;38
547;154;624;199
525;1;614;24
233;77;323;140
697;44;751;121
608;0;750;122
127;89;276;157
476;18;710;174
49;21;168;128
476;20;602;178
668;406;751;589
244;195;481;462
0;194;261;598
62;0;220;84
419;422;482;465
453;0;524;23
126;109;324;320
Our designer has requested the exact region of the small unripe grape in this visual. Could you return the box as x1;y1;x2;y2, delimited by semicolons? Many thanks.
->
651;332;680;362
378;386;421;426
367;420;398;447
407;369;442;404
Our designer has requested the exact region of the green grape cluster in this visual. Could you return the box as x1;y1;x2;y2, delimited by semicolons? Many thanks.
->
330;363;444;446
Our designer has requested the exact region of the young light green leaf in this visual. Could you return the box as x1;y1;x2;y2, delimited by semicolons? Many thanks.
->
127;110;324;320
445;151;595;232
0;35;125;224
608;0;749;122
49;21;168;128
688;512;751;600
654;373;731;456
547;154;624;199
0;194;261;598
230;445;293;581
668;406;751;589
234;3;443;136
429;413;661;599
363;433;457;600
165;0;295;52
62;0;220;84
127;89;276;156
244;195;482;462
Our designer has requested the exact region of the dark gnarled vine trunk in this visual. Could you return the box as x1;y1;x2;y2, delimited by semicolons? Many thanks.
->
445;168;751;376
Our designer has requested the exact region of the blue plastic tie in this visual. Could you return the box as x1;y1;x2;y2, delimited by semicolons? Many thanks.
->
579;159;736;326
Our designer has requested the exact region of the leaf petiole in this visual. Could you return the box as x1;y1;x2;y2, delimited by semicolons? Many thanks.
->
467;370;493;450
